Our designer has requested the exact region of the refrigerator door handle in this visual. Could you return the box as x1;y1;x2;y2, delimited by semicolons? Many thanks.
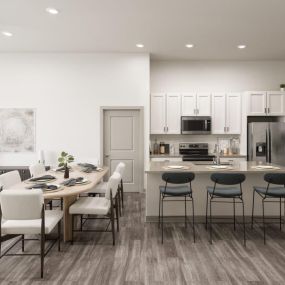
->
268;128;272;163
266;128;269;162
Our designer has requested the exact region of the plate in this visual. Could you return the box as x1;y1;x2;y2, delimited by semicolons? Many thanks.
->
252;165;281;170
25;178;57;184
76;178;90;185
207;165;232;170
163;165;189;170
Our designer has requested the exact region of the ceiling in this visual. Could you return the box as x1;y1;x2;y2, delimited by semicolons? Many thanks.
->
1;0;285;60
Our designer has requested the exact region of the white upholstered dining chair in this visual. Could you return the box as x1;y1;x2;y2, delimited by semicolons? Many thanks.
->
0;189;63;278
0;170;21;189
69;172;121;245
29;163;46;178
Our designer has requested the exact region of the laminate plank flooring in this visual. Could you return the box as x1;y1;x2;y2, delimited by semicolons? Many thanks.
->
1;193;285;284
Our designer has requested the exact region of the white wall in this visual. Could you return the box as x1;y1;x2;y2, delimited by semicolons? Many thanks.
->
151;60;285;92
150;60;285;155
0;53;150;166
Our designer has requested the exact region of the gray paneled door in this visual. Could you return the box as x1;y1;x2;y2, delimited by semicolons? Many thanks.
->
103;109;141;192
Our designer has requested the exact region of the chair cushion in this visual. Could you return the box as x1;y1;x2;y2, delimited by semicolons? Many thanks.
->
159;185;191;196
87;182;108;194
207;186;241;197
254;186;285;197
69;197;110;215
1;210;63;235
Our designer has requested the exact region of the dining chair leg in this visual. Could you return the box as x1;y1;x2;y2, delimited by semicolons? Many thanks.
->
158;192;161;229
251;191;255;229
210;198;213;244
117;190;122;217
115;197;119;232
262;198;266;245
121;180;124;209
22;235;25;252
58;220;61;251
233;198;236;231
161;196;164;244
60;198;63;210
71;215;74;245
110;203;115;246
242;198;246;247
80;215;83;231
192;197;195;243
184;196;187;228
279;197;282;231
40;233;45;278
49;200;52;210
205;192;208;230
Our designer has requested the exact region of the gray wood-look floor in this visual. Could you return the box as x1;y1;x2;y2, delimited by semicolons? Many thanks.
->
1;193;285;284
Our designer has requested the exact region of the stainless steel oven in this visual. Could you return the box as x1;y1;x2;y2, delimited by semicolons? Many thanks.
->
181;116;211;134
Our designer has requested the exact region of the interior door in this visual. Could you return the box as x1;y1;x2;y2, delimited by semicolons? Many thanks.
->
166;93;181;134
196;93;211;116
103;109;141;192
150;93;166;134
227;93;241;134
267;92;285;116
212;93;226;134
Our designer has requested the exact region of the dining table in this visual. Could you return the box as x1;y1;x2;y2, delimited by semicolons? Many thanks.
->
12;165;108;242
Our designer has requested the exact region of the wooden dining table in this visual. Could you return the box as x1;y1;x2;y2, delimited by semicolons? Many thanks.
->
13;166;108;242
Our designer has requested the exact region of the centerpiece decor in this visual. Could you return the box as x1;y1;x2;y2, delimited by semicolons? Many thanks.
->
58;151;74;179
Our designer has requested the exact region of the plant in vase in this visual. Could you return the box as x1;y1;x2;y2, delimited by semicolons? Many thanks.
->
58;151;74;179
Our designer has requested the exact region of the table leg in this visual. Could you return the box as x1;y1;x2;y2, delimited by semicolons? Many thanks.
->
63;195;77;242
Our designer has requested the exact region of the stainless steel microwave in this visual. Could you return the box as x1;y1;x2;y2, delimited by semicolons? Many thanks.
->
181;116;211;134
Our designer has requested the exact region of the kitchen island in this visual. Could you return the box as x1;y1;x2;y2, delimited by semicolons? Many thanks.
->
145;161;285;221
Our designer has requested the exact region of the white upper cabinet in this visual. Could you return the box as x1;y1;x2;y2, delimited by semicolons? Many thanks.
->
166;93;181;134
150;93;166;134
150;93;181;134
227;93;241;134
181;93;211;116
267;92;285;115
212;93;226;134
212;93;241;134
247;91;285;116
196;93;211;116
181;93;196;116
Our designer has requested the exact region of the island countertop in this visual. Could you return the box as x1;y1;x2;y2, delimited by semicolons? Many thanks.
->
145;161;285;174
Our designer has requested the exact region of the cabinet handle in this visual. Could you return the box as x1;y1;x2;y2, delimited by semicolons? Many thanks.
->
227;127;229;132
268;108;270;114
197;109;199;115
265;107;267;114
163;126;166;132
224;126;226;132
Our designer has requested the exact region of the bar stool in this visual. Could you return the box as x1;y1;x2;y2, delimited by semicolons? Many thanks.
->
159;172;195;244
251;173;285;244
206;173;246;246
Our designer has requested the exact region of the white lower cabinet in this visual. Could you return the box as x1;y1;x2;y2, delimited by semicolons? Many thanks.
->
220;157;246;164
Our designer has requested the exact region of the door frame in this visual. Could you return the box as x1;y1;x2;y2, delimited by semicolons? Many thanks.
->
100;106;144;192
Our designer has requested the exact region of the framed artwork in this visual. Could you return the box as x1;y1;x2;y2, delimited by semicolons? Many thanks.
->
0;108;36;152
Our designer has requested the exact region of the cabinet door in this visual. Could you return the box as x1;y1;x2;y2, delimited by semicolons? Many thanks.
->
181;93;196;116
267;92;285;116
196;93;211;116
227;93;241;134
212;93;226;134
166;93;181;134
247;92;267;115
150;93;166;134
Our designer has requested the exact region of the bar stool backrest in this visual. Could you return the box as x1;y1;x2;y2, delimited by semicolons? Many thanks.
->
211;173;245;185
264;173;285;186
162;172;195;184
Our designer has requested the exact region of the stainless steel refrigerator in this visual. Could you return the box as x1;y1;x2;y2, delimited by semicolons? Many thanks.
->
248;122;285;165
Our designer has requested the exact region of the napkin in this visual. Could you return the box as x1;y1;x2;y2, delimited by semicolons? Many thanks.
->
78;163;97;173
29;175;56;182
27;183;58;190
62;177;84;187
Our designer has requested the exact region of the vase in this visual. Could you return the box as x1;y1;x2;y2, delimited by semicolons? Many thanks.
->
64;165;69;179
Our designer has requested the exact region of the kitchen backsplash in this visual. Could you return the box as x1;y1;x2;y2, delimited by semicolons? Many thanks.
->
150;134;240;154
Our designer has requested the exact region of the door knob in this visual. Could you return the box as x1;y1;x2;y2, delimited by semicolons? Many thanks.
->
105;154;109;157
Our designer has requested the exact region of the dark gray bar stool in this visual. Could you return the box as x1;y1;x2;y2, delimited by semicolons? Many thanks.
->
206;173;246;246
252;173;285;244
159;172;195;244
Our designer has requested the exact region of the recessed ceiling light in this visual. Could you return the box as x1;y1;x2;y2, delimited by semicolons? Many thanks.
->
185;44;194;48
237;44;246;49
136;44;144;48
1;31;13;37
46;7;59;15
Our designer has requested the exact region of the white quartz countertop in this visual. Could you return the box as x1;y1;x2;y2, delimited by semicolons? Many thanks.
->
145;161;285;174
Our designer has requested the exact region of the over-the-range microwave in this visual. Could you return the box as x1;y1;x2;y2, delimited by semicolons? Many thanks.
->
181;116;211;134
